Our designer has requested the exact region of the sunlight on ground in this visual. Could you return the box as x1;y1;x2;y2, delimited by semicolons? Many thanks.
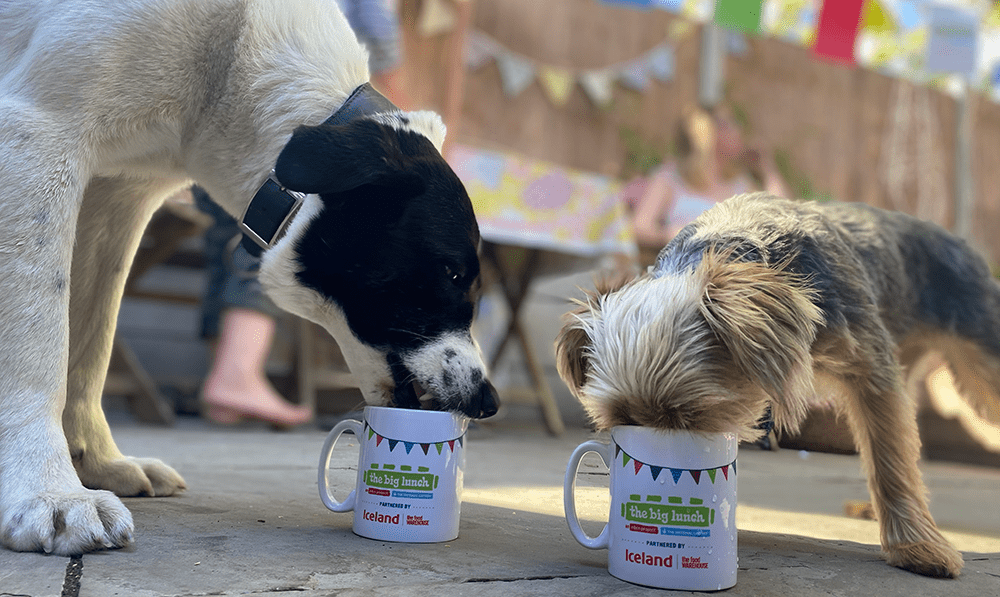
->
463;486;1000;553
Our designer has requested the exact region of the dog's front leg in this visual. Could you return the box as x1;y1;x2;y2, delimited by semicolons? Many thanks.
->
63;177;187;498
835;341;964;577
0;125;133;554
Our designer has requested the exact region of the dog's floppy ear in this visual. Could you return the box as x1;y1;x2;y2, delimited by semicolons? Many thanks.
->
696;251;823;430
555;308;593;398
555;271;638;398
275;120;421;195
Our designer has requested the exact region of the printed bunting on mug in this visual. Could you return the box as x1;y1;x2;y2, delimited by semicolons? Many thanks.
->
363;421;464;455
615;443;735;484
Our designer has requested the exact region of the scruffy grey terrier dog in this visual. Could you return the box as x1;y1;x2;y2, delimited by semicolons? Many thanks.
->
556;192;1000;578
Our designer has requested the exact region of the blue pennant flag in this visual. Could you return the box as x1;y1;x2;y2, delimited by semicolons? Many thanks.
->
649;466;663;481
599;0;652;8
670;468;684;484
387;439;399;452
925;5;978;76
457;436;465;448
404;442;415;454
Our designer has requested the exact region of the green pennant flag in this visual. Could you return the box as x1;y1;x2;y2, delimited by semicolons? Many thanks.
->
435;442;443;455
714;0;762;34
707;468;717;484
623;452;631;467
368;428;375;440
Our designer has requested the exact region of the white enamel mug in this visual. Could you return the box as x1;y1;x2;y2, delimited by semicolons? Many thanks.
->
565;427;738;591
318;406;468;543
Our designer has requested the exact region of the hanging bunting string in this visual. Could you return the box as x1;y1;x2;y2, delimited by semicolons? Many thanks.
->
363;421;465;455
614;442;736;485
465;30;675;106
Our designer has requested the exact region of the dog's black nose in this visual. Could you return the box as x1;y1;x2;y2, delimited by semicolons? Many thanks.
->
462;380;500;419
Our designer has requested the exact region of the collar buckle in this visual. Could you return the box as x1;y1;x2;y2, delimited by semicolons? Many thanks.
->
238;83;397;254
239;170;306;251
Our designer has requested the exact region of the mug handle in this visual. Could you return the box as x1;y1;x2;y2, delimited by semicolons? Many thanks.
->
563;440;611;549
318;418;364;512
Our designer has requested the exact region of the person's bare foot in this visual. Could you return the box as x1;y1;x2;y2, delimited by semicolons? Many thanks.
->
201;382;312;428
201;308;313;428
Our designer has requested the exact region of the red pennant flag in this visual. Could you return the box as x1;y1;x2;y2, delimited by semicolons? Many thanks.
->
448;440;456;452
633;459;643;475
690;470;702;484
813;0;864;66
375;435;384;447
721;464;729;481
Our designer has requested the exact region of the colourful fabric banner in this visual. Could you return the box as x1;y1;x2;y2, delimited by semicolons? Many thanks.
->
538;66;575;105
578;70;616;107
619;58;652;91
925;4;978;76
496;53;535;97
464;30;675;107
647;44;676;81
714;0;763;34
765;0;817;44
813;0;865;65
599;0;653;7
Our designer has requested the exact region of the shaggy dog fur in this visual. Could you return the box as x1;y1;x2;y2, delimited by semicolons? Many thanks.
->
556;193;1000;578
1;0;495;556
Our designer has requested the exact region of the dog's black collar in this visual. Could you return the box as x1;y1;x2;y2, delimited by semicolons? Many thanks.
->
238;82;398;256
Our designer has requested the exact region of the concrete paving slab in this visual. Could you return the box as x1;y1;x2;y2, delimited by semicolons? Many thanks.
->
2;418;998;597
1;550;73;597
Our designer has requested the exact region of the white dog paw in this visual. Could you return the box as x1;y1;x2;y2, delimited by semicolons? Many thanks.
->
0;489;134;555
78;457;186;497
131;457;187;496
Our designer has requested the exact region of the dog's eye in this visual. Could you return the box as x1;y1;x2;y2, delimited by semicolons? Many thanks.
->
445;265;464;286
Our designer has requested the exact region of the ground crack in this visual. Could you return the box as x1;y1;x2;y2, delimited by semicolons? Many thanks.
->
464;574;586;583
60;555;83;597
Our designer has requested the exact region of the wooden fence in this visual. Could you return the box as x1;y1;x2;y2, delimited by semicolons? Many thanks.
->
399;0;1000;264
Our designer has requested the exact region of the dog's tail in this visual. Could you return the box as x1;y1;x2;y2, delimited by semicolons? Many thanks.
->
929;337;1000;426
900;310;1000;428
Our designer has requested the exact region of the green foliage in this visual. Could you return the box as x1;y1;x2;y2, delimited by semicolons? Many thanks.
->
619;126;670;180
773;148;832;202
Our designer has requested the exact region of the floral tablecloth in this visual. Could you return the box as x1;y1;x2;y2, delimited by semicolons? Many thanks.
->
447;144;635;258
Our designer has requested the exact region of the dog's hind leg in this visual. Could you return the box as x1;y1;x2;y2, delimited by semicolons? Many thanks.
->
0;109;134;554
63;176;188;498
830;326;963;577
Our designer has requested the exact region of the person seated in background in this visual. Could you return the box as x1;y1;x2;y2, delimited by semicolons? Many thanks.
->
626;103;787;266
623;104;787;449
196;0;411;428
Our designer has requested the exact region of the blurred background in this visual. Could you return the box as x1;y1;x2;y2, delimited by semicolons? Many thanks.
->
110;0;1000;467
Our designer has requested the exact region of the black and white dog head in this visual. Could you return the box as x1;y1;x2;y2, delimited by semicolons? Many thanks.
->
258;111;499;418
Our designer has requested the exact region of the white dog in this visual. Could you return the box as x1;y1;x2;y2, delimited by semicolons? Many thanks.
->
0;0;498;556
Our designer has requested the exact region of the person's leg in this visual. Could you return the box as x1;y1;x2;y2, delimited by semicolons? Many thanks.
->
201;308;312;427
